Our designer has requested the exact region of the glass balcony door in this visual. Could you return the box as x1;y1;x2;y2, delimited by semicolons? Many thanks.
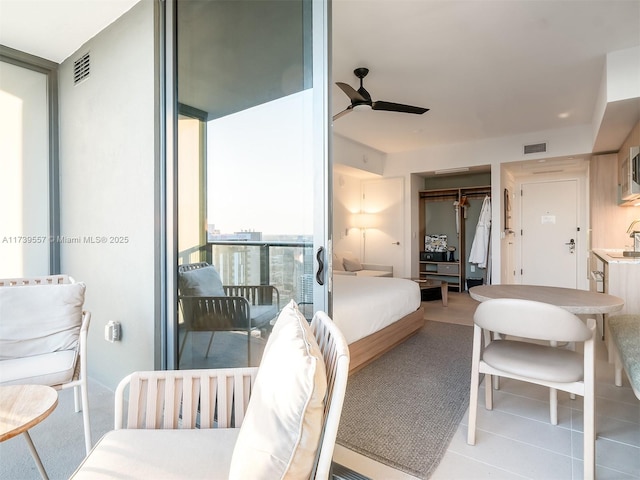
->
167;0;330;370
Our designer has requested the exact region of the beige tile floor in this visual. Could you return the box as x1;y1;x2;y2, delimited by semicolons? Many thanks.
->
334;292;640;480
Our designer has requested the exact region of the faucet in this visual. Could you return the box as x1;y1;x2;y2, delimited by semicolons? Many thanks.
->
627;219;640;253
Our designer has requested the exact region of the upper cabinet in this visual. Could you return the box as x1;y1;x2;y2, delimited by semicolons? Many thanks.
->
614;107;640;207
619;144;640;206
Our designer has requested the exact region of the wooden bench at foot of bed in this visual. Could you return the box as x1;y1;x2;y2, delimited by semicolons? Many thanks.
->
347;306;425;374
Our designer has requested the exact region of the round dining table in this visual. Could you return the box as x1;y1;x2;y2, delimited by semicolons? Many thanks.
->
469;284;624;315
0;385;58;480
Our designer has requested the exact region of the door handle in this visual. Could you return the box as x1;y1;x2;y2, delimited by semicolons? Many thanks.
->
391;241;400;245
315;247;324;286
565;238;575;254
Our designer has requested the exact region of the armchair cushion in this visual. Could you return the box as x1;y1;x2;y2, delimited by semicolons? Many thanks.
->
71;429;240;480
229;300;327;479
0;282;85;360
178;265;225;297
0;350;77;386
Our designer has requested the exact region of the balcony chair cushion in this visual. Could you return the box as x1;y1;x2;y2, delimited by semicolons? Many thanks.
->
71;428;240;480
178;265;225;297
0;282;85;361
250;305;279;326
229;300;327;480
0;350;77;386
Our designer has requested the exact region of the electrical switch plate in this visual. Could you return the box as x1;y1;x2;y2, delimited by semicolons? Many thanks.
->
104;321;121;342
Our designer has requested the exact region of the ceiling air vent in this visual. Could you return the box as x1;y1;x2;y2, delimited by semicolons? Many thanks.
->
524;142;547;155
73;52;90;85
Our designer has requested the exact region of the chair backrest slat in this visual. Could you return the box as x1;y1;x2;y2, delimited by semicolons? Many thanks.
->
119;368;259;430
0;275;72;286
310;311;350;480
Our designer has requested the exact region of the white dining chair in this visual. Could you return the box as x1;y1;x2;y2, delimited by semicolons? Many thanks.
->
467;298;596;480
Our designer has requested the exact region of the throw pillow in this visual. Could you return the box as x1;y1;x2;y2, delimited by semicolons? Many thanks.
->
178;265;225;297
342;255;363;272
333;253;345;271
229;300;327;480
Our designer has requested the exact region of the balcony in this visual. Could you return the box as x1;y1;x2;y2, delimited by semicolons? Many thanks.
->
177;238;314;369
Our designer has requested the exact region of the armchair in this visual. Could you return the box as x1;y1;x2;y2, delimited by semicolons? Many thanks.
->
177;263;280;365
71;301;350;479
0;275;92;454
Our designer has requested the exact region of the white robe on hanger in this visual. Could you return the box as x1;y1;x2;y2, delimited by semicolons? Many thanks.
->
469;196;491;268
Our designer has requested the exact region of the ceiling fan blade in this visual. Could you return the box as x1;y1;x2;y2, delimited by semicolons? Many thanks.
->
372;101;429;115
333;106;353;121
336;82;367;103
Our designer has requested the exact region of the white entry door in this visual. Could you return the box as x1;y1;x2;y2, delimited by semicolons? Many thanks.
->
362;177;404;275
520;180;578;288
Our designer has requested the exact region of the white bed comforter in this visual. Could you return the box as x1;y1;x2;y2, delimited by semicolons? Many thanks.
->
332;275;421;344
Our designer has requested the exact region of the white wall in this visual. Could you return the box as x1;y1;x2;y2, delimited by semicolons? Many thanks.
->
332;134;386;261
333;170;364;257
58;0;156;389
333;133;385;175
385;124;594;282
606;46;640;103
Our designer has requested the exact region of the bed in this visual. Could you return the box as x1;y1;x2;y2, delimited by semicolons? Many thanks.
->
332;275;425;374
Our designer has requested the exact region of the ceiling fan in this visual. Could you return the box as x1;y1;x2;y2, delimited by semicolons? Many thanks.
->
333;67;429;121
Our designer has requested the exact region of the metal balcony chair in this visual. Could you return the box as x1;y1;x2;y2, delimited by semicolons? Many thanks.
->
177;262;280;365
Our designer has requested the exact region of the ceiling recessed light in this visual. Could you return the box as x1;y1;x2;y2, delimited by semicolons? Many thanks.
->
558;112;570;119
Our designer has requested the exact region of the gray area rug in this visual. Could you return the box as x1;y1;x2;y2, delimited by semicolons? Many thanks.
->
336;321;473;479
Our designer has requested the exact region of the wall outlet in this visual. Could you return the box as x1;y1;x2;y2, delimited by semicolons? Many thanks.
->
104;321;121;342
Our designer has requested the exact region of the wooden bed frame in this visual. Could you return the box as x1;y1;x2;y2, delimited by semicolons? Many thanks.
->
347;306;425;374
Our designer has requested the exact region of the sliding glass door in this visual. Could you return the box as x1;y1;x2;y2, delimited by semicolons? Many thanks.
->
165;0;330;369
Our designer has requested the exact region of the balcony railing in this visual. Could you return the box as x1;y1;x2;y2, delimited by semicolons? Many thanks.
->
178;240;314;308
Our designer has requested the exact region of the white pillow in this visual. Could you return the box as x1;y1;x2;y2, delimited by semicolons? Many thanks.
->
333;253;345;271
178;265;225;297
0;283;85;360
229;300;327;480
342;255;363;272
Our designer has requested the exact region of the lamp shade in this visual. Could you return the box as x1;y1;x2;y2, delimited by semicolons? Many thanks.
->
352;212;374;229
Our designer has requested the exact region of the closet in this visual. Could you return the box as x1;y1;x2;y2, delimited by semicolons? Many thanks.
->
418;185;491;291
